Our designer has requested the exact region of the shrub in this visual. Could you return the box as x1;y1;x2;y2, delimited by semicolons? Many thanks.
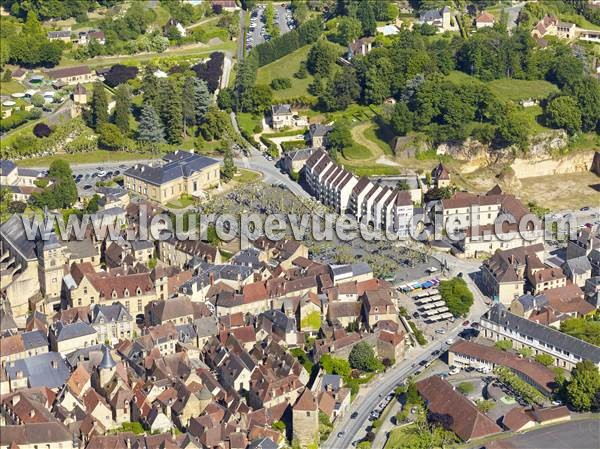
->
8;201;26;213
270;77;292;90
535;353;555;367
457;382;475;394
494;339;513;351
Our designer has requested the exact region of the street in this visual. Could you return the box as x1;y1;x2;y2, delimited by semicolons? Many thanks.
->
322;281;489;449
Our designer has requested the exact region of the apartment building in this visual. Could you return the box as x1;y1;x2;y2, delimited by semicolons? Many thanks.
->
480;304;600;371
124;151;220;204
304;150;414;236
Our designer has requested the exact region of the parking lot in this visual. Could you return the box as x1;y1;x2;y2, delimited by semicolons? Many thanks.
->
246;3;295;51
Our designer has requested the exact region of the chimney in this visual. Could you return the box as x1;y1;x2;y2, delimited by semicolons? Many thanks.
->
209;272;215;287
51;360;58;369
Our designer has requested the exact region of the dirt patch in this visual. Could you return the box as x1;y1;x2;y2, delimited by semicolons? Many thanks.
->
515;171;599;210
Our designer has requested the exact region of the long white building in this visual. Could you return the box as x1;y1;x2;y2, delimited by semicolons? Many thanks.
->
304;150;413;236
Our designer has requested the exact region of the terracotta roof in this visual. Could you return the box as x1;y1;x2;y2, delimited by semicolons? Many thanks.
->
416;375;502;441
476;11;495;23
531;405;570;423
293;388;317;411
67;364;91;396
449;340;555;394
502;406;534;431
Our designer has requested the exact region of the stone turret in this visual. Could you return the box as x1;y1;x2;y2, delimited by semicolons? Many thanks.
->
98;344;116;388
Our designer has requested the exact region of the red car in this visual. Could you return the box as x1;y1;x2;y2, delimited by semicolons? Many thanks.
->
462;320;470;326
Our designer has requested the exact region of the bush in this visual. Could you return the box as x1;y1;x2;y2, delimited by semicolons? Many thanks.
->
535;353;555;367
34;178;49;188
33;123;52;138
408;321;427;345
494;339;513;351
349;342;382;372
439;277;474;317
8;201;26;213
270;77;292;90
457;382;475;394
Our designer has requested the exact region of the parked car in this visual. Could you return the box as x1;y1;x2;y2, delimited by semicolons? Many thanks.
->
337;431;345;438
462;320;470;326
445;337;454;345
350;412;358;419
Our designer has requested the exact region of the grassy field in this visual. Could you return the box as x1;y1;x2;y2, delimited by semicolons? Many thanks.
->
513;105;552;134
233;168;262;184
0;79;26;95
166;194;196;209
488;78;559;101
58;41;237;68
16;150;161;167
237;112;262;136
446;71;559;102
256;45;315;100
362;122;394;156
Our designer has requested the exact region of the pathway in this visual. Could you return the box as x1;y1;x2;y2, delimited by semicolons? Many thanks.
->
350;121;399;166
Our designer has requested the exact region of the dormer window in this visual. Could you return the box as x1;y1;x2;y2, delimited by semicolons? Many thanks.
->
124;289;130;297
112;290;117;299
136;287;142;296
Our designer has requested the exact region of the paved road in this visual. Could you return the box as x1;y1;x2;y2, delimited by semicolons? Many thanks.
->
323;285;489;449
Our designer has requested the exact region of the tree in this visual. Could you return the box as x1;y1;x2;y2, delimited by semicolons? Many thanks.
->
564;78;600;132
495;104;528;149
98;123;127;150
390;102;414;136
565;360;600;411
439;277;474;317
221;142;237;180
349;341;381;372
33;123;51;138
104;64;139;88
31;93;45;107
494;339;513;351
560;317;600;346
518;347;533;358
0;187;11;221
113;84;131;134
161;79;183;144
137;103;164;143
321;68;360;111
142;65;160;110
545;95;582;135
327;119;352;152
307;40;338;77
183;76;212;129
535;353;555;367
337;16;362;45
356;0;376;36
90;82;108;130
2;68;11;81
33;159;78;209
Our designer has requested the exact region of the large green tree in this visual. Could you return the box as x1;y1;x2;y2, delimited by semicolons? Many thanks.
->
137;103;165;143
90;82;108;130
161;79;183;144
307;40;338;77
439;277;474;317
565;360;600;412
349;341;381;372
113;84;131;134
545;95;582;135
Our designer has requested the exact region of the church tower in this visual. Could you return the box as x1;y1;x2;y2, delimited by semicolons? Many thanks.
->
98;344;117;388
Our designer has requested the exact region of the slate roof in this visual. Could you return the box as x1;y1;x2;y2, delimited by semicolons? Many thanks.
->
483;304;600;363
271;104;292;116
0;215;38;261
0;159;17;176
54;321;97;342
125;151;219;185
21;329;48;350
562;256;592;275
4;352;70;388
46;65;91;79
91;303;132;324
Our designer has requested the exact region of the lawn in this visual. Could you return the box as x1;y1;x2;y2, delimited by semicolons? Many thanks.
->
0;79;26;95
233;168;261;184
363;123;394;157
237;112;262;136
445;71;559;102
256;45;316;101
342;143;373;161
166;194;197;209
16;150;161;167
487;78;559;101
512;105;552;134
